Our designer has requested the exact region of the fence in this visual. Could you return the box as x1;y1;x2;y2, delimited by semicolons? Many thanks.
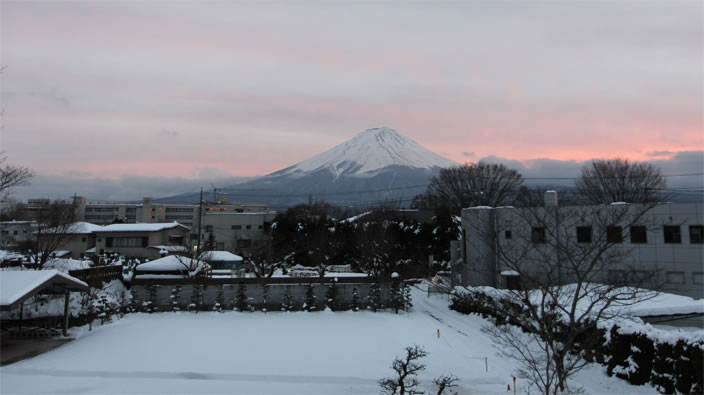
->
130;278;408;313
69;265;123;287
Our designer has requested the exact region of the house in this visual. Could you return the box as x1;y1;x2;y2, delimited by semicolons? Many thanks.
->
455;191;704;299
134;255;209;278
206;251;244;271
92;222;189;259
0;221;37;249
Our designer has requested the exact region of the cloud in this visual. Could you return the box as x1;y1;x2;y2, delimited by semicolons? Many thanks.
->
159;129;180;137
462;152;475;158
9;174;253;202
478;151;703;189
647;150;675;157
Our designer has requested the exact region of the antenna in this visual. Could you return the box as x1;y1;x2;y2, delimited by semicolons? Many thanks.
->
210;183;218;203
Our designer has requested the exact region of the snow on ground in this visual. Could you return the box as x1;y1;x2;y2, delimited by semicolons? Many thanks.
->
0;285;658;395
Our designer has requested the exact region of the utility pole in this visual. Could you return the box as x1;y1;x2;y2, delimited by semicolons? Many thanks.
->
197;187;203;257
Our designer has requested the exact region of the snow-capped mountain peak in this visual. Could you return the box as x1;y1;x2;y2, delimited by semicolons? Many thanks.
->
271;127;457;178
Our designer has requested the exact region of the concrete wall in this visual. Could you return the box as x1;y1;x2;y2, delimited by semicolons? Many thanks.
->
130;281;396;312
459;201;704;299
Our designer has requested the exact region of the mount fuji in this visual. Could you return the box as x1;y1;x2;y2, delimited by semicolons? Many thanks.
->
158;128;458;209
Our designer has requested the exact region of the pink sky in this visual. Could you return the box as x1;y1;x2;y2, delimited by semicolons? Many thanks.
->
1;1;702;181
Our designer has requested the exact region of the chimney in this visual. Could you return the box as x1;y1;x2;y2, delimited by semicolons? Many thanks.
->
544;190;558;207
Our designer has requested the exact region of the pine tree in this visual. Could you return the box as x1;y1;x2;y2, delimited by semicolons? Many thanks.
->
146;283;159;313
403;283;413;312
351;287;360;312
304;283;317;312
170;285;182;312
236;282;249;312
390;280;404;314
189;284;204;312
366;282;382;312
262;284;270;313
214;284;225;312
326;280;339;311
281;286;294;312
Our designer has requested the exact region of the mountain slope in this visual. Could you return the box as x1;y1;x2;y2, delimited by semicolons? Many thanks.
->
157;128;458;209
270;127;457;179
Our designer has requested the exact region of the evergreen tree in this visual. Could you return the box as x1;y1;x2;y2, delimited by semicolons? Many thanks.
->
326;280;340;311
189;284;204;312
262;284;270;313
390;279;404;314
351;287;360;312
235;282;249;312
170;285;182;312
146;283;159;313
403;284;413;312
281;286;294;312
366;282;382;312
214;284;225;312
304;283;317;312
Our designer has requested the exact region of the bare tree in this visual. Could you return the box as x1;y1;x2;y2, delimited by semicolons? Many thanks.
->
466;201;662;394
575;158;667;204
0;153;33;196
433;374;459;395
171;236;212;278
379;345;428;395
29;200;77;270
413;162;523;214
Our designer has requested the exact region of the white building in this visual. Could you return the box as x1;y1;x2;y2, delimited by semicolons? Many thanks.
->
455;192;704;299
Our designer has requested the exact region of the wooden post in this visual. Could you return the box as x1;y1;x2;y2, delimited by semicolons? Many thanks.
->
63;291;70;337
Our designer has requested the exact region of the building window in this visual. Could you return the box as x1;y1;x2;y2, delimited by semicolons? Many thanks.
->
690;225;703;244
231;225;241;230
630;226;647;244
693;272;704;285
576;226;592;243
107;237;148;248
245;225;252;230
258;225;264;230
531;227;546;243
205;225;213;232
663;225;681;244
237;239;252;249
666;271;685;285
81;237;87;242
607;270;626;284
606;226;623;243
505;230;512;240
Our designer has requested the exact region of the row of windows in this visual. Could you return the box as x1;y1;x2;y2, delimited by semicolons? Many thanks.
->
1;230;28;235
203;225;262;232
165;215;194;220
165;207;194;213
86;207;118;212
105;237;149;248
85;215;118;220
526;225;704;244
608;270;703;285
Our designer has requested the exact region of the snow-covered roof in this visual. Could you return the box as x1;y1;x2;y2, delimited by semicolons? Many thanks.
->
148;245;188;252
0;270;89;310
67;222;105;234
207;251;243;262
97;222;189;233
135;255;206;272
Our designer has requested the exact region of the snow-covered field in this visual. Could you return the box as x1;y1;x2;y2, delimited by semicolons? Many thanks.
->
0;286;659;395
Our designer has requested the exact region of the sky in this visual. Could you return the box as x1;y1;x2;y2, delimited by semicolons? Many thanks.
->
1;1;702;201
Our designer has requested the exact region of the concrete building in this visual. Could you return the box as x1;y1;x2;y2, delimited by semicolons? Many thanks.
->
0;221;37;249
455;192;704;299
201;212;276;257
